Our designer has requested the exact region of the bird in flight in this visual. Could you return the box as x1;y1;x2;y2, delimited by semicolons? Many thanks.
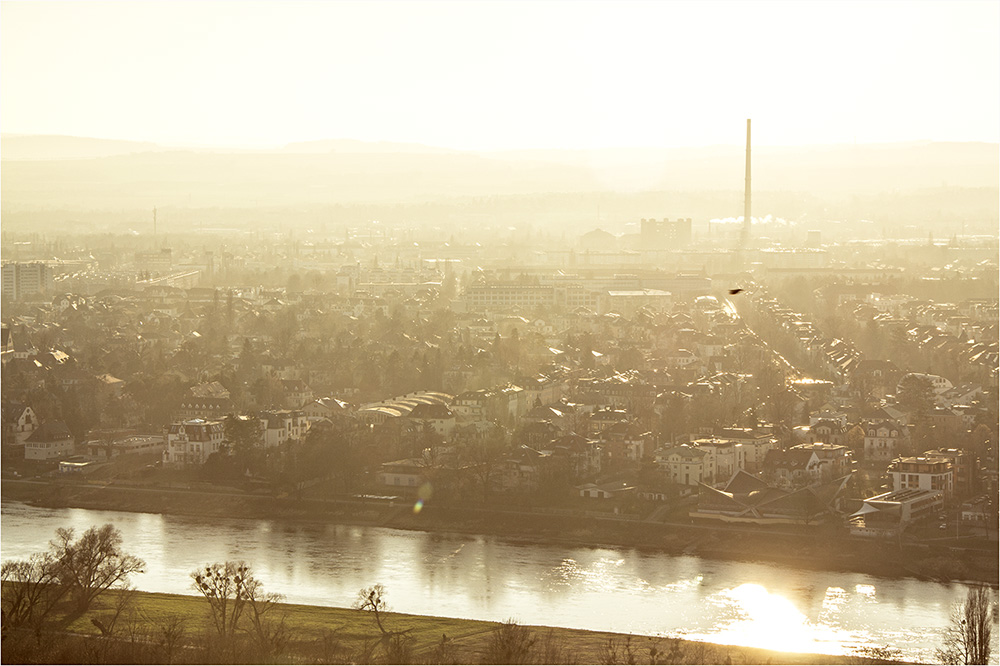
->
728;288;744;295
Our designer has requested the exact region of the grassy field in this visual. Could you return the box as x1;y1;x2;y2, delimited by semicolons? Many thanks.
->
2;588;882;664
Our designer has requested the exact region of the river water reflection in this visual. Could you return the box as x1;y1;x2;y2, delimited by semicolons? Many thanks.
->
2;501;996;662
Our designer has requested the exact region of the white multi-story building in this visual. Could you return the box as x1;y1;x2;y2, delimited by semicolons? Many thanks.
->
261;410;308;447
888;456;953;496
1;262;53;301
715;428;778;472
689;438;746;481
164;418;225;467
655;444;716;486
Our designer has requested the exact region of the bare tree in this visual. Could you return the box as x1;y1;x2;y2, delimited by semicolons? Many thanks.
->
1;552;67;636
243;573;290;658
90;584;138;637
190;561;253;641
937;585;996;665
482;618;536;665
354;584;415;662
354;584;391;636
599;635;637;665
429;633;461;664
190;560;289;659
152;614;187;665
50;524;145;613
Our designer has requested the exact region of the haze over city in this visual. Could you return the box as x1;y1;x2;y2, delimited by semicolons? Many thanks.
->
1;1;998;665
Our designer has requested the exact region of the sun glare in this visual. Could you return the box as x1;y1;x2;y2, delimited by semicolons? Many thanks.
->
707;583;848;655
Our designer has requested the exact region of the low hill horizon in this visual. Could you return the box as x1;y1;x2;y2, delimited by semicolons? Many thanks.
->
1;134;997;223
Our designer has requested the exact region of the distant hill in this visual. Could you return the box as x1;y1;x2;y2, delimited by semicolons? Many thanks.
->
279;139;461;155
0;134;163;160
0;135;996;211
0;135;465;160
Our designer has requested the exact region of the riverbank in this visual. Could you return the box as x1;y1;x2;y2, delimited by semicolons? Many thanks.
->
2;587;888;664
3;478;997;586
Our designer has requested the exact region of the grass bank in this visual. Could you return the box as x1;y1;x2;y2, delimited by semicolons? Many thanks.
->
2;588;882;665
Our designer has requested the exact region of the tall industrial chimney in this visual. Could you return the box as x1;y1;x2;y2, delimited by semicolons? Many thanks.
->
741;119;751;248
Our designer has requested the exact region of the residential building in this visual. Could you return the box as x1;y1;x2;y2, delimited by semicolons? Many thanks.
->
597;421;652;464
1;262;54;301
960;496;992;524
863;420;908;462
762;448;823;489
587;407;629;436
164;418;225;467
714;428;777;472
809;410;848;427
888;456;953;496
924;448;977;496
690;438;746;480
176;381;234;420
378;458;426;488
655;445;716;486
281;379;314;408
790;443;853;481
407;402;457;438
811;419;847;446
260;410;308;447
2;401;38;445
23;421;74;460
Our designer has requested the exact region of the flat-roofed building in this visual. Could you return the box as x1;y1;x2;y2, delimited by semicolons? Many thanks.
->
87;435;166;460
1;262;53;301
600;289;673;316
714;428;777;472
924;448;976;497
888;456;953;496
462;283;600;313
849;488;945;537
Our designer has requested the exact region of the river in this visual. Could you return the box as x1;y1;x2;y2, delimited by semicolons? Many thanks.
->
1;501;996;662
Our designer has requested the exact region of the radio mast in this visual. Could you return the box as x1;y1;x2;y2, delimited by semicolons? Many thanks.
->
741;119;751;249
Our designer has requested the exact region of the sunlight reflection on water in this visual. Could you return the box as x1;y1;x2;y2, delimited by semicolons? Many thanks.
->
696;583;854;655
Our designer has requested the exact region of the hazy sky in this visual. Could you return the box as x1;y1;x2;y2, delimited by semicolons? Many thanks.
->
2;1;998;150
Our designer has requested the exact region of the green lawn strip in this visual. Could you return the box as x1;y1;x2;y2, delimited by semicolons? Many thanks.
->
58;589;869;664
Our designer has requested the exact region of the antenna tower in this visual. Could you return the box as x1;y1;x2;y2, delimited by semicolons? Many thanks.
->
741;119;751;248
